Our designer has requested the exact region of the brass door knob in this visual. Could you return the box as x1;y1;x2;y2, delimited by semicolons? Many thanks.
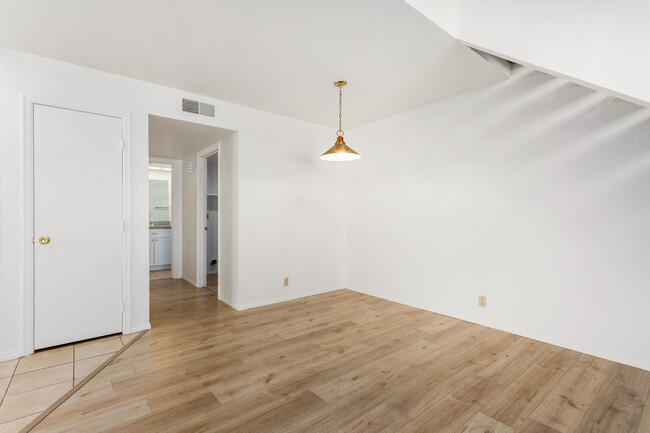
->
38;236;51;245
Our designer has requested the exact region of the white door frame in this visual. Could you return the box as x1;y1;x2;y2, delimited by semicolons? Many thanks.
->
23;96;132;356
149;157;182;279
196;143;219;289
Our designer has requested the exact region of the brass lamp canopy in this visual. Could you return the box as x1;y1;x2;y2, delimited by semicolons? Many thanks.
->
320;80;361;161
320;136;361;161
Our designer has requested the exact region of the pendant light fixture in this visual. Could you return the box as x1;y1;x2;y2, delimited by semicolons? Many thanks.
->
320;81;361;161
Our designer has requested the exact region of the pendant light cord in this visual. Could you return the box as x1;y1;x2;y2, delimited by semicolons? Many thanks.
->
337;86;344;137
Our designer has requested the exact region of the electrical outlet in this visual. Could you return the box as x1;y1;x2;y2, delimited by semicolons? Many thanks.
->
284;277;289;287
478;295;487;308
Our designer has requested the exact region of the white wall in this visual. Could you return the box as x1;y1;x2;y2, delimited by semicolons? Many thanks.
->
182;154;198;286
0;47;345;360
403;0;458;37
345;67;650;370
458;0;650;107
218;134;239;306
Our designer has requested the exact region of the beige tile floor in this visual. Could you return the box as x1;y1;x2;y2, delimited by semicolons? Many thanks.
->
0;333;137;432
149;269;171;280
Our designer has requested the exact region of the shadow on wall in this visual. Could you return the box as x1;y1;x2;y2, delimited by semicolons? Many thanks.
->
345;65;650;370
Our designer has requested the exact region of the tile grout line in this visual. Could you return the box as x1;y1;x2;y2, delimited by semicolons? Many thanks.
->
9;335;122;378
12;361;70;378
11;350;119;392
0;359;20;407
0;414;40;430
20;330;148;433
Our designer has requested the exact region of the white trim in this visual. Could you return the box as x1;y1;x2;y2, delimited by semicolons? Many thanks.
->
216;145;223;305
121;113;133;336
23;95;35;358
217;294;233;309
347;286;650;372
196;143;219;289
460;40;650;109
23;96;132;354
128;323;152;333
182;275;199;287
0;349;24;363
196;157;207;288
235;287;337;311
149;156;183;279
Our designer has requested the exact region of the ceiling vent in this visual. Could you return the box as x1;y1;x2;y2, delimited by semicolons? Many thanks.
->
182;98;215;118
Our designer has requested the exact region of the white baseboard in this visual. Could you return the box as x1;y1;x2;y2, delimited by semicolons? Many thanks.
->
182;275;198;287
347;287;650;372
0;348;24;362
218;294;235;309
127;323;152;334
236;287;336;311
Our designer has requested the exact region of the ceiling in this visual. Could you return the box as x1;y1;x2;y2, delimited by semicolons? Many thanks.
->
148;162;172;170
149;115;234;159
0;0;506;128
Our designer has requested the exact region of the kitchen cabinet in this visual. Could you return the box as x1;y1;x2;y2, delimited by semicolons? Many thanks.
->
149;237;155;266
150;228;171;268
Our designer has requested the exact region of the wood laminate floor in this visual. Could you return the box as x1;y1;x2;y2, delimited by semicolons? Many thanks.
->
206;273;218;295
29;279;650;432
149;270;171;281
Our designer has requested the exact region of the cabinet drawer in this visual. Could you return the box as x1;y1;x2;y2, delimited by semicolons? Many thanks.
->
149;228;171;239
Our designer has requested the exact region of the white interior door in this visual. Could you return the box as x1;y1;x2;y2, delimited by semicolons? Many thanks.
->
34;104;124;350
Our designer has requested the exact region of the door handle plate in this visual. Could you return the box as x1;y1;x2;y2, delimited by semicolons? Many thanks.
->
38;236;51;245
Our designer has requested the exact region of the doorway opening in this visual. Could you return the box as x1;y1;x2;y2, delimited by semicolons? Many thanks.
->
205;153;219;295
149;161;173;280
148;114;236;308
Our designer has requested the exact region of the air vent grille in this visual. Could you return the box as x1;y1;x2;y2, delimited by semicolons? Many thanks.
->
199;102;215;117
182;98;215;118
182;98;199;114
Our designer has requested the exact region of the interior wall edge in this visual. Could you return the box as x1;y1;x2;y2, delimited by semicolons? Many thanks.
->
344;66;650;372
235;287;341;312
0;349;23;363
127;322;152;334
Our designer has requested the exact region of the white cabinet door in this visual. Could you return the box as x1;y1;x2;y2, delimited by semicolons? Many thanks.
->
149;239;155;266
154;238;172;266
34;104;123;350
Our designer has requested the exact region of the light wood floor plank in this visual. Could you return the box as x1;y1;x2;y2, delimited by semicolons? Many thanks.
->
26;280;649;432
530;354;614;432
574;363;650;433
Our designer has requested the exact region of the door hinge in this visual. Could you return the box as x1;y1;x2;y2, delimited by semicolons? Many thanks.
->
122;301;126;312
120;140;125;151
122;221;125;232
